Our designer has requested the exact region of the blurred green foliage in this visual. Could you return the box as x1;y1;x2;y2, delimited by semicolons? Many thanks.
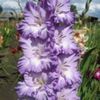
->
0;21;21;99
76;23;100;100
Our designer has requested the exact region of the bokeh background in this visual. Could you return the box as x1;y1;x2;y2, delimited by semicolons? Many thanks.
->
0;0;100;100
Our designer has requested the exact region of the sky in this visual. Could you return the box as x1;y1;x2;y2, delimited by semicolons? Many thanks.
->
71;0;100;18
0;0;100;18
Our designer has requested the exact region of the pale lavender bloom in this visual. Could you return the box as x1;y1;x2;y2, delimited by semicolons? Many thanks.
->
57;87;80;100
50;71;81;91
47;69;81;91
17;1;50;39
40;0;75;24
24;72;48;87
17;53;57;74
16;73;48;99
25;75;57;100
54;26;79;54
18;37;58;74
57;54;81;85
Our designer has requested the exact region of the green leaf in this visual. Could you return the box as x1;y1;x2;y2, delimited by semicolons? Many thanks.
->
80;47;96;69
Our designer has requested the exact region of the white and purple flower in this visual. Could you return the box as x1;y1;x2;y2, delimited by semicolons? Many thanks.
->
17;1;52;39
54;26;79;54
18;36;58;74
57;54;81;85
40;0;75;25
16;0;81;99
16;73;48;99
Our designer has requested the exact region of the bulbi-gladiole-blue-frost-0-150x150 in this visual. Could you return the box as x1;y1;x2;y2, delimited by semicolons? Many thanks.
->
16;0;82;99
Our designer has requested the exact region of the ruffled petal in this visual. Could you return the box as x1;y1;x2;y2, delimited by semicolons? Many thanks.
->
19;36;33;58
17;56;43;74
15;81;34;97
54;26;79;54
17;1;48;39
57;54;81;85
57;87;80;100
41;0;75;24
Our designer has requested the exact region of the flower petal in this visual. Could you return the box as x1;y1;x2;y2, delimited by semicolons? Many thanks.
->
17;1;48;39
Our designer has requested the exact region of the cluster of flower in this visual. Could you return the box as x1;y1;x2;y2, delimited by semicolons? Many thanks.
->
16;0;82;99
73;27;89;56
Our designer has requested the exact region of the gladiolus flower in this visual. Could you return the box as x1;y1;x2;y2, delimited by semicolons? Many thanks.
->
16;0;81;99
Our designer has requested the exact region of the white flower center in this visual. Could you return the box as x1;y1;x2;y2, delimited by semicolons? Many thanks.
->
57;13;66;18
33;57;41;66
30;24;40;33
25;73;46;91
30;45;43;66
31;44;49;66
32;76;45;91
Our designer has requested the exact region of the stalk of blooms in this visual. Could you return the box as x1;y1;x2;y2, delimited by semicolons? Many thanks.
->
16;0;81;99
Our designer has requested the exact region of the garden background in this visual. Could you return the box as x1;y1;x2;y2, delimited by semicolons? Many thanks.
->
0;0;100;100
